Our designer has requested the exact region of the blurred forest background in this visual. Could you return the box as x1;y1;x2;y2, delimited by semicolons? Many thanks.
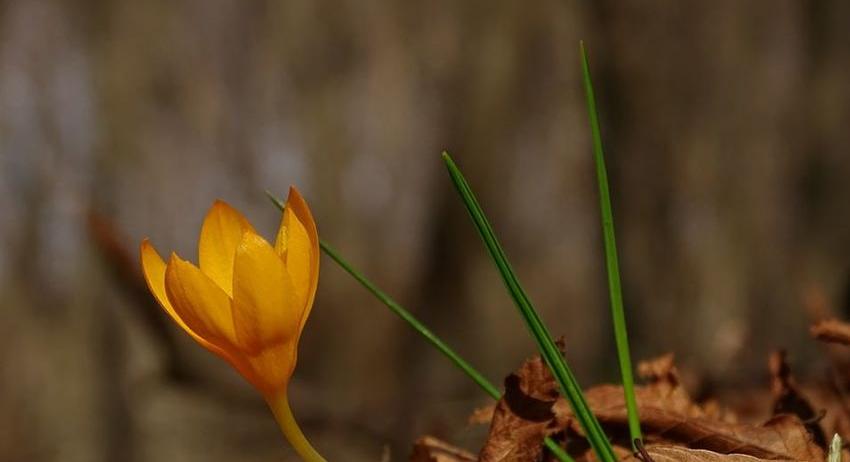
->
2;1;850;461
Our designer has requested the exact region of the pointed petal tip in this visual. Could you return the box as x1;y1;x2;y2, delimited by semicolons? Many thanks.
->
204;199;254;230
167;252;199;273
207;199;250;219
167;251;183;267
140;239;159;271
140;238;164;269
286;185;302;202
209;199;234;214
275;184;319;329
282;186;317;238
199;199;256;295
284;186;313;221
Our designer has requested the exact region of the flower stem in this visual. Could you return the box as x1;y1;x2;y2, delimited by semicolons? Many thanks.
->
265;391;327;462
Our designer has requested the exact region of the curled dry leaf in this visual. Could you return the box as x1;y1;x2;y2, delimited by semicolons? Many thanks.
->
811;319;850;346
803;384;850;458
470;341;570;429
479;353;562;462
410;436;476;462
621;446;796;462
768;350;826;448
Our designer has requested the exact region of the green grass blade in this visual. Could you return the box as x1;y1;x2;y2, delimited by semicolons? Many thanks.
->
441;153;617;462
265;190;574;462
580;41;642;448
544;439;573;462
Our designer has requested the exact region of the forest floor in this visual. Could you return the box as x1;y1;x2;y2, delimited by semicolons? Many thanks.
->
411;319;850;462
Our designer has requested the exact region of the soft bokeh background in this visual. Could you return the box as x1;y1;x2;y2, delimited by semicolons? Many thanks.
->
3;1;850;460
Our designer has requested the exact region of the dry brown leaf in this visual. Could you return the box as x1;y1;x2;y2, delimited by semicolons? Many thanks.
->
807;317;850;440
638;355;740;423
621;446;797;462
558;383;824;460
410;436;476;462
569;443;633;462
470;342;569;428
803;384;850;445
577;444;802;462
553;354;824;461
768;350;826;448
470;405;496;426
554;354;708;434
479;354;561;462
811;319;850;346
638;354;681;386
700;399;739;424
571;386;823;460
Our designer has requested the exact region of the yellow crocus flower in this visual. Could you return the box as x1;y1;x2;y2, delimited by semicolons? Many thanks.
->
140;186;325;462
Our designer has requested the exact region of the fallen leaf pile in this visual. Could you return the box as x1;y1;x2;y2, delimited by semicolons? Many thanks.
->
412;318;850;461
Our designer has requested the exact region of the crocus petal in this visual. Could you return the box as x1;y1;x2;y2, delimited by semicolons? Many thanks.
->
198;200;255;296
165;253;238;349
232;231;300;354
139;240;215;345
274;186;319;328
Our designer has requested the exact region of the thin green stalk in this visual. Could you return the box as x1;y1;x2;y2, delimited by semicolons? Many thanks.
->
580;41;642;449
441;153;617;462
266;190;574;462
